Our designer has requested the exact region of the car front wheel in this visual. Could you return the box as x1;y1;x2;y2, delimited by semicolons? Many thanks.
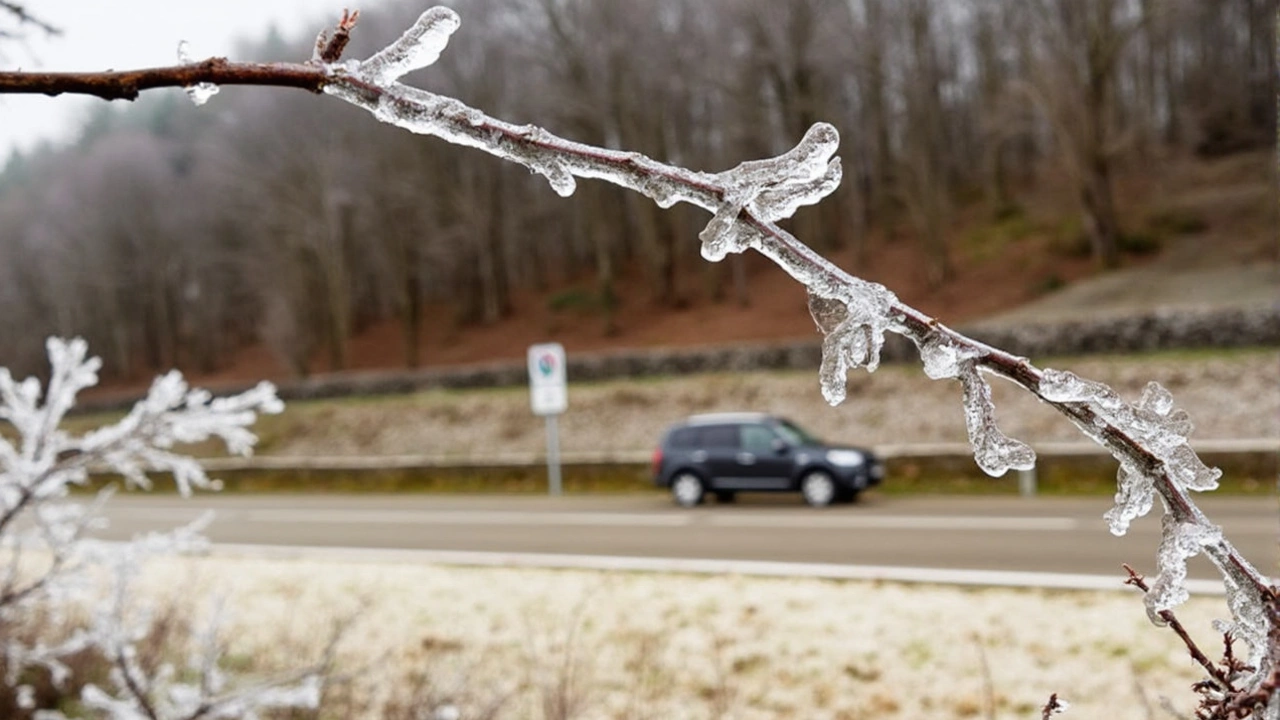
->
671;472;705;507
801;470;837;508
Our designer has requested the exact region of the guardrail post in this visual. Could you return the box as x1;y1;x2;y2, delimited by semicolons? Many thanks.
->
1018;464;1037;497
546;414;562;496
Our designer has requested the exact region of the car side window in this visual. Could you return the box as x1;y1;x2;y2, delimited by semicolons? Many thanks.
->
740;425;778;453
700;425;739;448
667;427;699;448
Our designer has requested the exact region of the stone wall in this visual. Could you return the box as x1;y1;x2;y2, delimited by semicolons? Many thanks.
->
80;303;1279;410
278;303;1278;401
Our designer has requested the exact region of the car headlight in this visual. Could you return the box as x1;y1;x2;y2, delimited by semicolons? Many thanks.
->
826;450;865;467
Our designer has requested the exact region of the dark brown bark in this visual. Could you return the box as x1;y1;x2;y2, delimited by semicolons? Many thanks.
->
0;61;327;101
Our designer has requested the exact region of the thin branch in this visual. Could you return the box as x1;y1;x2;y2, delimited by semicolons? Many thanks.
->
1042;693;1066;719
316;9;360;64
115;646;162;720
1124;564;1237;693
0;0;60;37
0;60;328;101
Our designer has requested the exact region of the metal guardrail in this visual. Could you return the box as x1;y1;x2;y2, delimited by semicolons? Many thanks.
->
188;438;1279;472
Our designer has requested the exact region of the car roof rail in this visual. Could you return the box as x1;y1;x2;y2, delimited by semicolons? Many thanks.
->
684;412;771;425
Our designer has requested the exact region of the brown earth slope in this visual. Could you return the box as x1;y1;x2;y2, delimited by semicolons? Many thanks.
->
100;151;1278;394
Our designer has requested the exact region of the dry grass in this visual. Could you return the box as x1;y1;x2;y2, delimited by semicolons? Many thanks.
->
120;553;1236;720
253;350;1280;460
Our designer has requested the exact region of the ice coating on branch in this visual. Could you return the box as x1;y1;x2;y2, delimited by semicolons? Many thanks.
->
1038;368;1109;403
1036;368;1220;534
917;333;981;380
1104;461;1155;535
959;366;1036;476
699;123;842;262
1216;572;1270;675
176;41;219;106
807;287;896;405
1145;514;1223;623
362;7;460;84
1095;380;1220;534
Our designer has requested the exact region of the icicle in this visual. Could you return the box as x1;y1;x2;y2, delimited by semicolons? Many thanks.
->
698;201;751;261
959;365;1035;476
176;41;219;106
1103;461;1155;536
1214;575;1270;683
807;290;895;405
1145;514;1223;623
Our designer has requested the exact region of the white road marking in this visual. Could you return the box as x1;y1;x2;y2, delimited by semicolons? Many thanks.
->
209;543;1227;595
106;508;1079;532
708;514;1080;531
242;509;693;527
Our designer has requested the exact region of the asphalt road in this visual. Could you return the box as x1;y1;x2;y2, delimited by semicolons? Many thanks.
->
94;492;1280;582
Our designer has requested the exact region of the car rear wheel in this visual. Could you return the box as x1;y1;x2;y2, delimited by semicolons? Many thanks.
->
671;472;705;507
801;470;837;508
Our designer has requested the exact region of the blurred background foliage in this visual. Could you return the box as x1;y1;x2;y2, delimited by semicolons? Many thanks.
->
0;0;1273;382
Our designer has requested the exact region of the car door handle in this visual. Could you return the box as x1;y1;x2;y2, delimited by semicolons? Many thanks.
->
737;452;756;465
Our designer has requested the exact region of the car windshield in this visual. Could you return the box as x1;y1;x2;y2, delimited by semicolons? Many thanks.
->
773;418;822;446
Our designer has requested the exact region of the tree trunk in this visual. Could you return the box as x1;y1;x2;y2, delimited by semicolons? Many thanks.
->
1081;158;1122;269
402;236;422;368
321;201;353;372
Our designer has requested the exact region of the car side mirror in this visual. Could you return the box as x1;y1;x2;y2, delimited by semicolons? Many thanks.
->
772;438;790;454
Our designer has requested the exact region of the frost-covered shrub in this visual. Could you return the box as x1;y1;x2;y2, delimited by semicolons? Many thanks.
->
0;338;321;719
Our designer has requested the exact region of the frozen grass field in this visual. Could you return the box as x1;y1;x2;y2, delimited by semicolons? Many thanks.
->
135;553;1232;719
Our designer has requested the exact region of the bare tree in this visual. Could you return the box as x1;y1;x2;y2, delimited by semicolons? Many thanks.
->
1014;0;1135;268
0;0;1273;376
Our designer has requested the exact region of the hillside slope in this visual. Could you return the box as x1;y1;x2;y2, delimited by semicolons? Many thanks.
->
99;151;1278;393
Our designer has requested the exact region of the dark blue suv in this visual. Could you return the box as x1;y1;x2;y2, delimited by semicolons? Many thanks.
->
652;413;883;507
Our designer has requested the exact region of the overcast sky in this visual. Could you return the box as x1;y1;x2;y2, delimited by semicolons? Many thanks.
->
0;0;348;157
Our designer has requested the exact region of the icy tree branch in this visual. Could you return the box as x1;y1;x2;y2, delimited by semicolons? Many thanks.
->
315;6;1275;700
0;5;1272;712
315;8;1273;673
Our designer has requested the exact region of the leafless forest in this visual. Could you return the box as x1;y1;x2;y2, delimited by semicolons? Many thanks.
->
0;0;1272;381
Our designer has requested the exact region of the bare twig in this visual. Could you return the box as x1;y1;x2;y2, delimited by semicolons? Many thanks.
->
1130;661;1157;720
1124;564;1238;692
972;634;996;720
0;60;327;101
1042;693;1066;719
0;0;59;37
316;9;360;64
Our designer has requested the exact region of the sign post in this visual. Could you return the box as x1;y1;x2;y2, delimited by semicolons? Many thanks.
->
527;343;567;496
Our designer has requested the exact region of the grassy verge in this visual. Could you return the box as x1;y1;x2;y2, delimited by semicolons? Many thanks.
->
82;450;1277;496
882;451;1277;496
